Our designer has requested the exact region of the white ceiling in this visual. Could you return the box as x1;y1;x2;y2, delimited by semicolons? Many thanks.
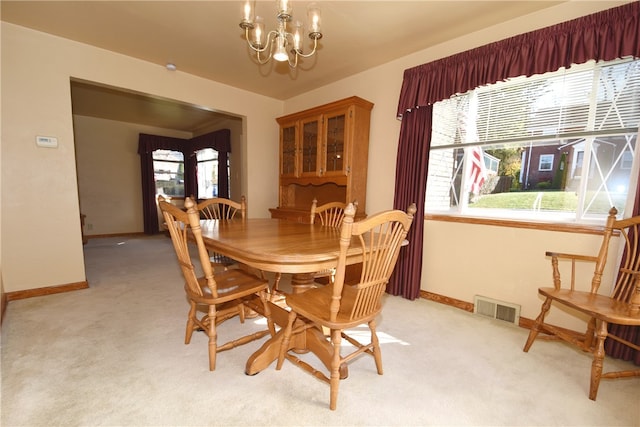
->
2;1;570;131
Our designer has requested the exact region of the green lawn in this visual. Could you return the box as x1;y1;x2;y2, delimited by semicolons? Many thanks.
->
470;190;626;214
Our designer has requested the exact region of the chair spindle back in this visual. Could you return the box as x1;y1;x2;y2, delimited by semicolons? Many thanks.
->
331;202;416;322
197;196;246;221
159;196;218;298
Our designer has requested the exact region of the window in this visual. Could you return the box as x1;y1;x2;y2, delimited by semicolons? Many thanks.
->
196;148;229;198
152;147;230;200
622;151;634;170
573;150;585;178
153;150;184;197
539;154;554;171
426;58;640;223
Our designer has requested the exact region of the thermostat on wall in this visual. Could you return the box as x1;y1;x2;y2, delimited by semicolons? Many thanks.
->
36;135;58;148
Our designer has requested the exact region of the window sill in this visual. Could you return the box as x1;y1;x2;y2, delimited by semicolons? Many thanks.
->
424;213;606;235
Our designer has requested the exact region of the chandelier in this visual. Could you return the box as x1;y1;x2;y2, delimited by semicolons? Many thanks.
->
239;0;322;68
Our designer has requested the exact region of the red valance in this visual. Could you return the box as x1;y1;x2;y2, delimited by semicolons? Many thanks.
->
137;129;231;154
396;1;640;117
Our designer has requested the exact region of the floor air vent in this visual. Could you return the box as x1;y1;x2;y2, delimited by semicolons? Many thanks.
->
473;295;520;325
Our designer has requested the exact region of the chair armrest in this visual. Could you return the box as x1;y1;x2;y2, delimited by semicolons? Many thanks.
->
545;251;599;291
545;251;599;263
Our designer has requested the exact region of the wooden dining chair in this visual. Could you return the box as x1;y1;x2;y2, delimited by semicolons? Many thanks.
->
197;196;246;221
276;202;416;410
310;199;350;227
195;196;246;270
158;196;275;371
311;199;360;284
523;207;640;400
271;199;356;297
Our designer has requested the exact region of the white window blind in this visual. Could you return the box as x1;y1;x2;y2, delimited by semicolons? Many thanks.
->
432;59;640;149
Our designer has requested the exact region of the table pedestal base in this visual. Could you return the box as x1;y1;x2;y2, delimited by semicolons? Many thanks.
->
290;272;316;293
245;300;348;379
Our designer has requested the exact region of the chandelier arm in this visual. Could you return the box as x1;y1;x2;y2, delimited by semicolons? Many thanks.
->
287;51;299;68
294;38;319;59
256;49;272;65
244;28;279;55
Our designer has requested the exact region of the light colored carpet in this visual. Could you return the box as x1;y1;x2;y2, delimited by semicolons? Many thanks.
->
1;235;638;426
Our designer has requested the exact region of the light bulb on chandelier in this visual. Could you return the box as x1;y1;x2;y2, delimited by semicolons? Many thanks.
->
240;0;322;68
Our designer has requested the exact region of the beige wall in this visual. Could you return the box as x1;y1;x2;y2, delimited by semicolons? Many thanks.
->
423;220;621;328
1;1;629;331
73;116;192;235
1;22;282;292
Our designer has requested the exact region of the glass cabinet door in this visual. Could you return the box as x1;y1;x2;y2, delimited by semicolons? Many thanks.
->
300;116;321;176
323;110;347;175
280;124;298;177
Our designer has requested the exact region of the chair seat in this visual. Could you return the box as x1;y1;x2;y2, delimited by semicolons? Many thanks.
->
286;283;382;330
539;287;640;325
189;269;269;304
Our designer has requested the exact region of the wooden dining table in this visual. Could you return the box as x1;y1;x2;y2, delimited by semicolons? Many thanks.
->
199;218;362;376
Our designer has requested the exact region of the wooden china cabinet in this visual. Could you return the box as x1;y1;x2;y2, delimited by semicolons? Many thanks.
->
270;96;374;222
